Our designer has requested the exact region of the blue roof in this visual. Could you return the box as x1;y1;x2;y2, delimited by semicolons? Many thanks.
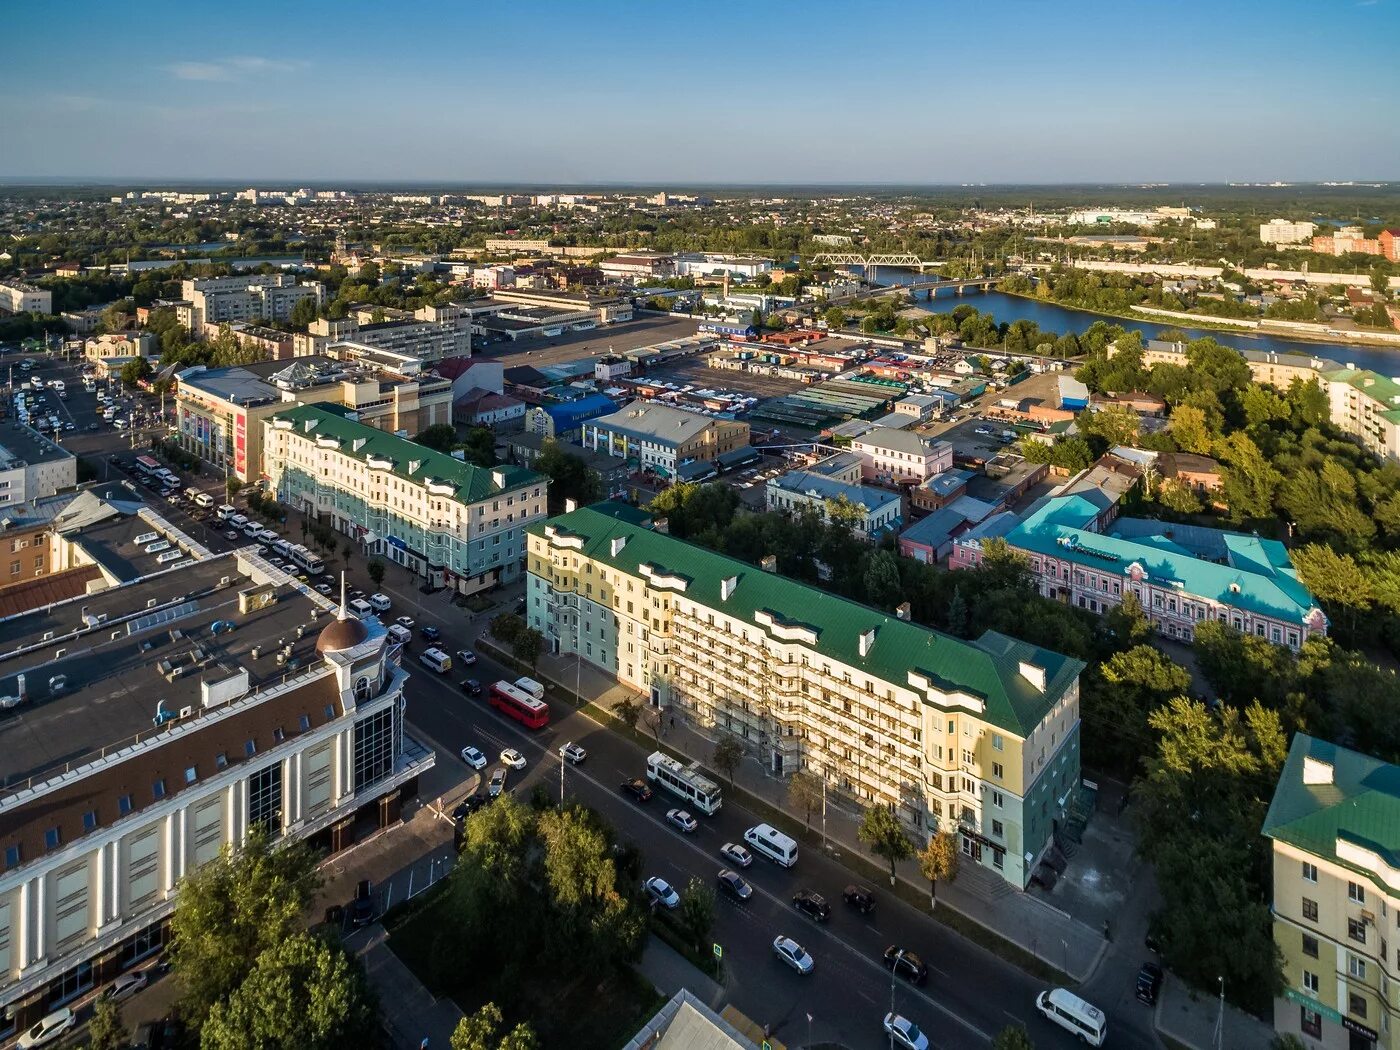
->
543;394;619;429
769;471;900;513
900;508;968;548
1008;496;1324;627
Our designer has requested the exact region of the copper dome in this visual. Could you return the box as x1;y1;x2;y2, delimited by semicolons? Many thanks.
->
316;614;370;654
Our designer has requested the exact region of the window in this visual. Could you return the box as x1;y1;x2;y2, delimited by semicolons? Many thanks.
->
353;705;398;791
273;727;285;744
152;779;166;801
118;794;133;815
215;751;228;770
45;826;61;850
992;734;1004;751
1302;860;1317;882
1349;955;1367;979
1303;970;1319;994
1349;993;1367;1019
248;763;283;837
1349;881;1366;904
4;844;18;869
992;762;1004;780
184;766;198;785
1302;934;1319;958
82;810;98;831
992;820;1004;838
1349;918;1367;943
1300;1007;1321;1038
299;714;311;732
1303;897;1319;922
325;704;336;720
992;790;1004;808
245;739;257;757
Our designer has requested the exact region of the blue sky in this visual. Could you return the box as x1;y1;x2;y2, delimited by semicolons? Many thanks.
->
3;0;1397;184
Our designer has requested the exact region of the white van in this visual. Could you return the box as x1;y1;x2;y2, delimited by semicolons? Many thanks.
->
348;598;373;618
743;823;799;868
1035;989;1106;1046
419;647;452;674
215;504;235;521
228;514;248;529
386;623;411;646
514;677;545;701
369;593;392;613
242;520;262;537
193;492;214;508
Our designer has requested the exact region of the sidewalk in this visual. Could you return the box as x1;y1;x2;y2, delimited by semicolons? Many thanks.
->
349;925;464;1050
501;637;1109;983
1154;974;1275;1050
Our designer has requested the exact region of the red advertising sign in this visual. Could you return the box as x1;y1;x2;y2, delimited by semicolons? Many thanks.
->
234;411;247;478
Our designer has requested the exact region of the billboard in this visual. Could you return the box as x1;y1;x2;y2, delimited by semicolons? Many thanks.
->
234;411;247;478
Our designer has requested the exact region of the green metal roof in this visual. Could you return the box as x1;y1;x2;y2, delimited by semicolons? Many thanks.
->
1323;367;1400;408
1264;734;1400;878
530;503;1084;736
269;402;544;502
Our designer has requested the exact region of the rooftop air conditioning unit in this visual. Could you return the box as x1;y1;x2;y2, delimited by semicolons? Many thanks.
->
179;705;194;719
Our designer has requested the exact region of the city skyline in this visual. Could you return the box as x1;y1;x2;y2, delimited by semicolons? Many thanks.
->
3;0;1398;184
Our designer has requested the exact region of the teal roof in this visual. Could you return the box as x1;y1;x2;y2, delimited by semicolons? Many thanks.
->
531;503;1084;736
1008;496;1322;628
1323;367;1400;408
1264;735;1400;878
270;402;544;502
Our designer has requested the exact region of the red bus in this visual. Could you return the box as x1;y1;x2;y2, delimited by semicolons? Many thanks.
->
487;680;549;730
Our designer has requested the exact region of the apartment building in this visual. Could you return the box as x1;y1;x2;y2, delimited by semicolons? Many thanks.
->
181;275;325;337
581;401;750;479
0;555;434;1037
1261;219;1318;245
765;470;902;542
850;427;954;486
0;422;77;506
266;403;547;593
0;281;52;316
599;252;676;280
526;503;1085;889
1263;734;1400;1050
294;315;468;362
952;493;1327;650
1323;367;1400;461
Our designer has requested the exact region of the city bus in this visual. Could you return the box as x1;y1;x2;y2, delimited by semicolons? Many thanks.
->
132;455;161;478
486;680;550;730
287;544;325;575
645;751;723;816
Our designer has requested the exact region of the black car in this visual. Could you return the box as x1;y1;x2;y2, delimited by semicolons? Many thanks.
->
717;869;753;901
420;625;441;642
792;889;831;922
883;945;929;985
1136;961;1164;1005
843;884;876;914
349;879;374;928
460;678;482;696
452;794;489;822
620;778;653;802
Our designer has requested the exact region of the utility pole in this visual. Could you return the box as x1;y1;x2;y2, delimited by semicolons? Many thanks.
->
1214;976;1224;1050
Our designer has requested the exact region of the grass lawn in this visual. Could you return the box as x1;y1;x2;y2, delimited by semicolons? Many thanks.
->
388;879;664;1049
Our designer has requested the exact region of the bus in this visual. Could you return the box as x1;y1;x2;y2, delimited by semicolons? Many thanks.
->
486;680;549;730
287;544;325;575
743;823;799;867
133;455;161;478
1035;989;1106;1047
645;751;723;816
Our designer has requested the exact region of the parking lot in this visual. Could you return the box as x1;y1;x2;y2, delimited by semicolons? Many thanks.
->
646;356;811;399
471;314;706;371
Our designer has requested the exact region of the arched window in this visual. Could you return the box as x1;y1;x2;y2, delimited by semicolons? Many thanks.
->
353;676;372;703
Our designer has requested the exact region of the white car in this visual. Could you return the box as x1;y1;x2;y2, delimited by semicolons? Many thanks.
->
102;969;149;1003
666;808;698;833
500;748;526;770
395;615;415;629
883;1013;929;1050
559;742;587;764
369;593;392;612
644;876;680;909
772;935;814;974
720;842;752;868
17;1007;76;1048
460;746;487;770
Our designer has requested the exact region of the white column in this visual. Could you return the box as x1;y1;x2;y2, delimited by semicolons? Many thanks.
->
109;841;122;924
162;813;177;893
32;876;45;964
176;806;189;881
93;847;107;932
16;879;30;969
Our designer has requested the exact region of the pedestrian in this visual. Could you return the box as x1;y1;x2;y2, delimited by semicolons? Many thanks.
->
670;715;675;729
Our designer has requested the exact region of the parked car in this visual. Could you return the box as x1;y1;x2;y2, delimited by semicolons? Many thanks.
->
395;615;415;630
488;768;507;798
883;1013;930;1050
666;808;698;833
102;970;149;1003
882;945;929;985
620;778;653;802
559;741;587;764
644;876;680;909
717;868;753;901
772;935;814;974
1136;961;1164;1005
843;884;876;914
460;746;487;769
720;842;752;868
792;889;831;922
500;748;526;770
452;795;488;822
349;880;374;927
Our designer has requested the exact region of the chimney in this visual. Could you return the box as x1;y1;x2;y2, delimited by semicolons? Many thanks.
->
760;555;777;573
1303;755;1334;786
609;535;627;556
896;601;911;621
653;517;669;535
565;498;578;514
1018;660;1046;691
720;574;738;601
17;674;25;701
858;627;876;658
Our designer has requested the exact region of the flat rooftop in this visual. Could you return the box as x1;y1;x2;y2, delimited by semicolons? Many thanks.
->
0;421;74;469
0;552;336;789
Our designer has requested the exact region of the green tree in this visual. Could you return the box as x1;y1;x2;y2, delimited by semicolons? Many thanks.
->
1216;432;1281;523
1292;544;1373;639
414;423;457;452
1371;266;1392;300
88;997;126;1050
169;827;321;1026
916;830;959;909
120;356;153;388
451;1003;539;1050
459;427;497;467
512;627;542;669
491;613;525;646
1082;645;1193;775
1167;404;1213;454
612;696;640;732
536;439;602;513
677;876;716;953
200;933;377;1050
368;559;386;590
537;805;646;965
1156;478;1203;514
712;736;744;786
858;804;914;885
823;306;847;329
862;549;903;610
290;296;319;328
786;771;824;830
992;1024;1036;1050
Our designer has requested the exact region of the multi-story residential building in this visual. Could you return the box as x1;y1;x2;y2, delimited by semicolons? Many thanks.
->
581;401;749;479
1263;734;1400;1050
215;322;294;360
0;422;77;507
599;252;676;280
765;470;902;542
850;427;954;486
266;403;547;593
294;316;468;363
1322;367;1400;461
0;281;52;316
0;553;434;1037
951;493;1327;650
526;503;1085;888
181;275;325;337
1260;219;1318;245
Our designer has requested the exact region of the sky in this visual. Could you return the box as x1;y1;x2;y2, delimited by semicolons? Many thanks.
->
3;0;1398;185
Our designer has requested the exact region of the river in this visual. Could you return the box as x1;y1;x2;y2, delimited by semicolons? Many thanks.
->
865;266;1399;374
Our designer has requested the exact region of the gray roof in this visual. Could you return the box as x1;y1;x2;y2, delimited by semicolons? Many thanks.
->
591;401;724;448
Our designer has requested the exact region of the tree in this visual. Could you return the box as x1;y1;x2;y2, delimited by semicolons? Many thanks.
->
611;696;640;732
120;357;153;388
512;627;542;669
677;876;716;953
290;296;319;328
1167;404;1213;454
200;933;377;1050
992;1024;1036;1050
712;736;744;786
1156;478;1203;515
1216;432;1281;523
537;805;646;965
858;804;914;885
861;549;903;610
916;830;959;909
414;423;457;452
1371;266;1392;301
1292;544;1373;638
1103;591;1151;647
823;306;847;329
88;997;126;1050
459;427;497;468
168;828;321;1026
787;771;824;830
536;439;602;514
368;559;386;590
451;1003;539;1050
